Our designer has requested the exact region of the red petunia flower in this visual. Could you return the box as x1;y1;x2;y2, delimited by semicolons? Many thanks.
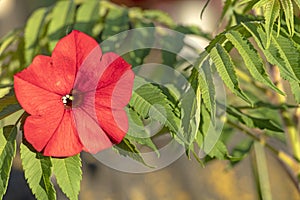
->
14;30;135;157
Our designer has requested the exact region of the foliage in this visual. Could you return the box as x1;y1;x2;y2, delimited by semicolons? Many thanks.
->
0;0;300;199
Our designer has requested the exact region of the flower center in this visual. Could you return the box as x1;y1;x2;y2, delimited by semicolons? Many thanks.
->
61;90;83;109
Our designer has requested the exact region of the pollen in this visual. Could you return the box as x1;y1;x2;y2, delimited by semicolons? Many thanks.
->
61;90;83;109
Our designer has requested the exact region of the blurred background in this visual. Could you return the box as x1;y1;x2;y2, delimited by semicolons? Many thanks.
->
0;0;299;199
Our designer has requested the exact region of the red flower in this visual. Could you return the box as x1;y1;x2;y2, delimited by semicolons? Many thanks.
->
14;30;135;157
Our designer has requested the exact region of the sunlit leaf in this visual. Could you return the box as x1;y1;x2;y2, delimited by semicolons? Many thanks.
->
126;108;159;156
0;89;21;120
114;138;151;167
198;54;216;120
129;77;179;138
226;106;283;132
242;22;299;82
180;68;201;146
208;140;229;160
279;0;294;36
24;7;49;65
20;143;56;200
0;126;17;199
52;155;82;200
73;0;100;36
263;0;280;48
210;43;251;104
47;0;76;51
226;30;283;94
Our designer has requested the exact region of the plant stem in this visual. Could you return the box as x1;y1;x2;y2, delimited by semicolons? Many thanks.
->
227;119;300;190
272;67;300;161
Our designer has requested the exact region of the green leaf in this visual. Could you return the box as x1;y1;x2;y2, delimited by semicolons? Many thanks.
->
0;29;21;56
129;77;179;138
271;31;300;80
24;7;49;65
225;30;283;94
142;10;175;27
279;0;294;36
198;55;216;120
174;25;212;40
230;137;253;164
52;155;82;200
20;143;56;200
295;0;300;10
180;68;201;146
208;140;229;160
242;22;299;82
73;0;100;36
122;21;154;67
126;108;159;156
290;80;300;103
101;7;129;40
47;0;76;51
0;89;22;120
210;43;251;104
226;106;283;132
114;138;151;167
263;0;280;48
0;126;17;199
159;32;185;68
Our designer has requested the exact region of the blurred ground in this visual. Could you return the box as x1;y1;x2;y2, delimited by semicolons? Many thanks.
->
1;0;300;199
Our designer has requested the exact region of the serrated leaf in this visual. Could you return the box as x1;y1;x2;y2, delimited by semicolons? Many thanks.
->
73;0;99;36
47;0;76;51
129;77;179;138
125;108;159;156
198;55;216;120
180;68;201;146
279;0;294;36
226;30;283;94
20;143;56;200
114;138;151;167
263;0;280;48
210;43;251;104
271;31;300;80
208;140;229;160
0;126;17;199
227;106;283;132
24;7;49;65
52;155;82;200
290;80;300;103
242;22;299;82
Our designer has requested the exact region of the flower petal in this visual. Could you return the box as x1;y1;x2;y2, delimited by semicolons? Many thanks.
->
14;55;73;95
95;107;128;143
14;75;63;116
43;110;83;157
96;52;135;109
24;106;64;152
72;107;112;154
52;30;101;72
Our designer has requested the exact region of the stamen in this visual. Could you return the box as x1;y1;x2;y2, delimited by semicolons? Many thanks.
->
61;90;84;109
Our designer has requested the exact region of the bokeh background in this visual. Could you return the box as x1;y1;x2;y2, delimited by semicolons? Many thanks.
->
0;0;299;199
